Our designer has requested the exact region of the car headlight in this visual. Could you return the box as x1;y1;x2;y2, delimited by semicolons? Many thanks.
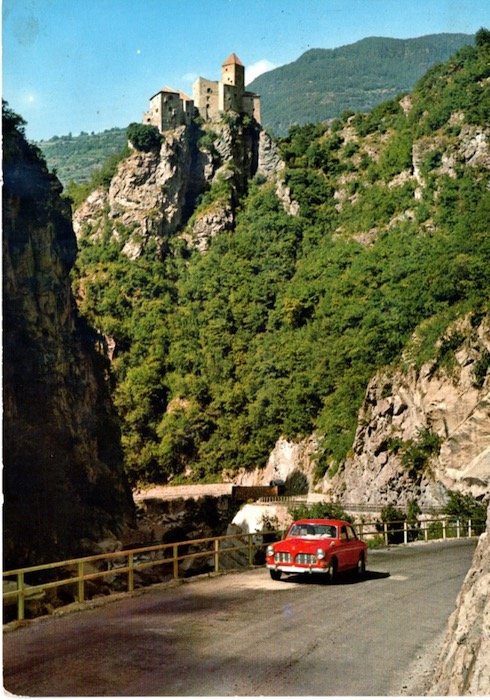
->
266;545;274;556
316;548;325;560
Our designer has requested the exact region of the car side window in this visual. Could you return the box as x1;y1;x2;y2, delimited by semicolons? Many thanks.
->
340;526;348;541
347;525;357;540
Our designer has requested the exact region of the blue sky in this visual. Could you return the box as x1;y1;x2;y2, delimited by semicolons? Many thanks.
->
3;0;490;141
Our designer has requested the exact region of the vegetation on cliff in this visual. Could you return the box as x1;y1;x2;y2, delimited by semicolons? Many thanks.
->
72;38;490;486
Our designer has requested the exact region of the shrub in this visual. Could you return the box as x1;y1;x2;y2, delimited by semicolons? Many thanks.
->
475;27;490;47
376;504;405;544
126;122;162;152
472;350;490;388
401;428;442;477
289;501;353;522
443;491;488;534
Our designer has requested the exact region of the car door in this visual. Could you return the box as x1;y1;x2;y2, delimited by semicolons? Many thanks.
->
345;524;361;568
338;525;351;570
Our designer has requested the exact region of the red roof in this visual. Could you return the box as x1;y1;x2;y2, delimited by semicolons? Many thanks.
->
222;52;243;67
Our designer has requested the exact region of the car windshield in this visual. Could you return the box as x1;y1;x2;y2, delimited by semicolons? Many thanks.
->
288;524;337;539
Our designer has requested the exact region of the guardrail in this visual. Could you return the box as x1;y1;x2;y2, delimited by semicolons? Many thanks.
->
257;496;446;514
3;517;484;623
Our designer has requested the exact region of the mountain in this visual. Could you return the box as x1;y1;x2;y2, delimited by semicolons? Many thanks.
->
37;127;127;187
248;33;474;134
2;105;134;568
37;34;474;186
72;34;490;507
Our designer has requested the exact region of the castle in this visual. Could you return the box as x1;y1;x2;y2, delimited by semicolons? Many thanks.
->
143;53;261;132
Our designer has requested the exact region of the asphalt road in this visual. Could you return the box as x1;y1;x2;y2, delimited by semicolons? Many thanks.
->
3;539;476;696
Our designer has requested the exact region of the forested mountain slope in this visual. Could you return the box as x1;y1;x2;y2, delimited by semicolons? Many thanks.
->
37;127;127;187
72;35;490;498
248;33;474;134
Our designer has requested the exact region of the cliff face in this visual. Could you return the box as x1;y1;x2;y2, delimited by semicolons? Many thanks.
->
428;504;490;695
323;316;490;506
247;318;489;508
2;108;134;568
73;117;275;257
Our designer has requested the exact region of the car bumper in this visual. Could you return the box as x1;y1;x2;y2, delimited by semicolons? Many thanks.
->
266;563;328;574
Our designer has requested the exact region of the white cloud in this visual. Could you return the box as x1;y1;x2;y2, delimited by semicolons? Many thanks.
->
245;59;276;85
182;72;198;84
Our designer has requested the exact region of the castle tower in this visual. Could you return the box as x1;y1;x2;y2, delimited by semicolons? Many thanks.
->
221;53;245;91
219;53;245;114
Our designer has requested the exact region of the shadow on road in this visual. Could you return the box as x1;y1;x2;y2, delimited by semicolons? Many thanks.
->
280;569;390;586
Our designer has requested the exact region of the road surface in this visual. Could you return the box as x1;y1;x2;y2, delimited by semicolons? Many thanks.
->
3;539;476;696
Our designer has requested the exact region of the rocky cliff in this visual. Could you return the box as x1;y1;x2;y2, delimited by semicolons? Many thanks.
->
2;106;134;568
236;317;489;509
323;315;490;507
428;503;490;695
73;116;277;257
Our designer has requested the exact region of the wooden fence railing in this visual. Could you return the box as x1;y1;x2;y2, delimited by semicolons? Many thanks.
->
3;517;484;623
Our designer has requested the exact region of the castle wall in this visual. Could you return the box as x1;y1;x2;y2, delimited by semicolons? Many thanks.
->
242;92;261;122
219;83;242;114
193;78;220;121
144;91;191;131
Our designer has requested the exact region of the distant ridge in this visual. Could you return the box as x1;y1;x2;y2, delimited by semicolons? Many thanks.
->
248;33;474;134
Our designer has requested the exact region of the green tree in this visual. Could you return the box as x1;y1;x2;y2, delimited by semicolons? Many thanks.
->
126;122;162;152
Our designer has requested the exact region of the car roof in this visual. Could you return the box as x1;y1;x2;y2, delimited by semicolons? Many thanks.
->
292;518;350;526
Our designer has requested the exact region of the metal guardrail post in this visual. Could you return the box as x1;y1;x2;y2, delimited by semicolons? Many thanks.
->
383;522;388;546
173;544;179;579
403;521;408;545
424;521;428;541
18;572;25;622
442;519;447;540
214;539;220;573
468;519;472;538
128;553;134;593
456;518;460;539
78;562;85;603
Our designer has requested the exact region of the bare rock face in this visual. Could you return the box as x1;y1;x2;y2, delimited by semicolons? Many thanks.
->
74;126;195;258
257;130;284;178
229;436;319;492
325;317;490;506
73;117;262;257
428;504;490;695
3;110;134;568
182;201;234;253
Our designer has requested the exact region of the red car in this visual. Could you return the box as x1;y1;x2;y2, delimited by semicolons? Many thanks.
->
266;518;367;581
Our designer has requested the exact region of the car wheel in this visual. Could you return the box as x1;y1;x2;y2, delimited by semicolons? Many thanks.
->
270;570;282;581
327;558;337;583
356;554;366;578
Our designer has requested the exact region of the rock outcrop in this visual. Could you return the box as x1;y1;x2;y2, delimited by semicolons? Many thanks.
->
428;503;490;695
323;316;490;507
228;435;319;492
240;318;489;509
73;116;270;256
2;107;134;568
